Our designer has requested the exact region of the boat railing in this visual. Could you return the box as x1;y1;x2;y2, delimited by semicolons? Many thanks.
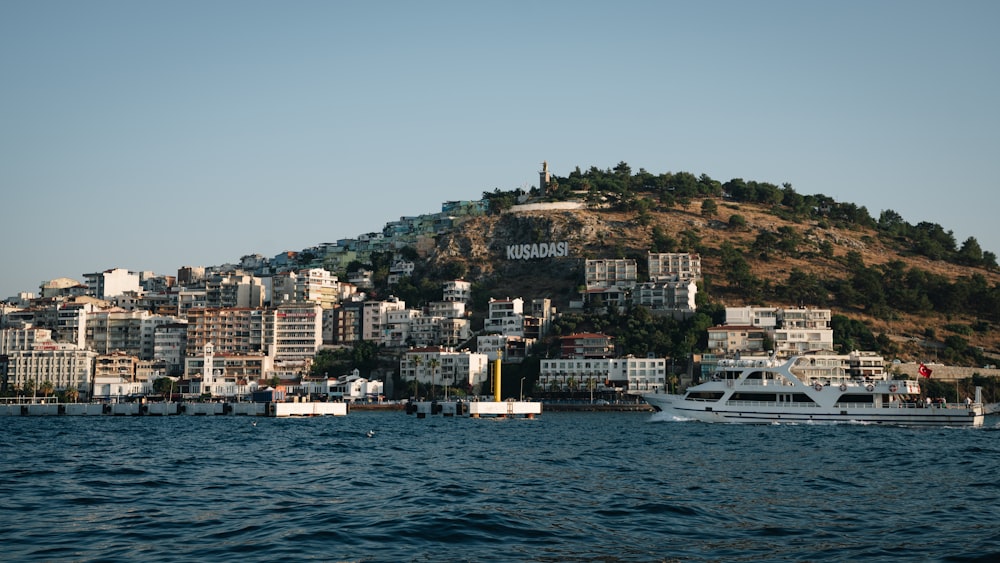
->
738;379;795;387
726;400;820;408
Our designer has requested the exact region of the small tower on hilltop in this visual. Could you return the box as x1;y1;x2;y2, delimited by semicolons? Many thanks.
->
539;161;550;194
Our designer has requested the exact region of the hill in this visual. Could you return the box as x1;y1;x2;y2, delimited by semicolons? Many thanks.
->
417;193;1000;365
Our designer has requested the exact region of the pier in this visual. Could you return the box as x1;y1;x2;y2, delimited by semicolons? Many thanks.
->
0;401;347;417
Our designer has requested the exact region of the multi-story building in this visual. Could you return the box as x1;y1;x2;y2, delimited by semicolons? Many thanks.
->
177;266;207;286
399;347;490;394
265;302;323;365
584;259;637;290
722;306;833;358
330;301;364;344
559;333;615;359
86;310;149;357
538;356;667;393
183;348;271;394
483;297;524;337
39;277;88;299
1;327;53;354
153;322;188;375
362;297;406;342
294;268;342;309
707;325;769;356
82;268;141;300
185;308;266;357
205;273;266;309
476;334;534;362
6;342;98;398
634;280;698;311
94;351;138;381
647;252;702;282
438;317;471;347
442;280;472;303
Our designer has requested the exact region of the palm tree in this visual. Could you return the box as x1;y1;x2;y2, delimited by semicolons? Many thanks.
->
64;387;79;403
428;358;440;400
411;355;423;399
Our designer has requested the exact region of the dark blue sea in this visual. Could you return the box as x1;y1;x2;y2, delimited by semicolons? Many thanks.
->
2;411;1000;562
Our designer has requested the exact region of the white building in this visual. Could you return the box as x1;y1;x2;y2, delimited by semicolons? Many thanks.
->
584;259;637;290
538;356;668;393
7;342;98;398
83;268;141;300
634;279;698;311
399;347;490;394
723;306;833;358
484;297;525;337
362;297;406;341
442;280;472;303
265;302;323;364
1;327;53;354
294;268;342;309
647;252;702;282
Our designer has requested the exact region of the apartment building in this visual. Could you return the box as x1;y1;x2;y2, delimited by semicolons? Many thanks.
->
647;252;702;282
559;333;615;359
265;302;323;364
483;297;524;337
584;259;638;290
82;268;141;300
186;308;266;357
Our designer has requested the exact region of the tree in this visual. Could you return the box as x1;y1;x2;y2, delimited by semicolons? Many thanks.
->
152;377;175;395
428;358;440;400
728;214;746;229
39;381;54;398
701;198;717;217
959;237;983;265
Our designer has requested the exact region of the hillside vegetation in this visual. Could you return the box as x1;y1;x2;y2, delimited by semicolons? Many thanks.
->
395;163;1000;367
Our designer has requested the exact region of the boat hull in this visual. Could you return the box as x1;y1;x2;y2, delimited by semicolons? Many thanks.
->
643;393;985;427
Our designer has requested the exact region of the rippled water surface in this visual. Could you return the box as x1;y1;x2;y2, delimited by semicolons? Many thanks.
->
2;411;1000;562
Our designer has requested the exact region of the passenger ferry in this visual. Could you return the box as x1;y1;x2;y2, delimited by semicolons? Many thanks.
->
641;352;985;427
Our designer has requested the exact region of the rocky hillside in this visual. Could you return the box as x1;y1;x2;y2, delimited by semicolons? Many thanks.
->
423;198;1000;361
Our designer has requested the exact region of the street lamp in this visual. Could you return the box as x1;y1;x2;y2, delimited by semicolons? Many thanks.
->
520;377;525;401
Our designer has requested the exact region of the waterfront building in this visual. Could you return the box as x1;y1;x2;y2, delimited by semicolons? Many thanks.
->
538;355;667;393
399;347;489;394
7;342;98;399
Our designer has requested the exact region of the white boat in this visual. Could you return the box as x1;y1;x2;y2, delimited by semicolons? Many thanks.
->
642;354;985;427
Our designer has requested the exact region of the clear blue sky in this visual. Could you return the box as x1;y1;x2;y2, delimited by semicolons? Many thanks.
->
2;0;998;299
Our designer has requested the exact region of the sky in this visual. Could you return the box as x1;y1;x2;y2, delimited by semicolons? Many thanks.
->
2;0;998;299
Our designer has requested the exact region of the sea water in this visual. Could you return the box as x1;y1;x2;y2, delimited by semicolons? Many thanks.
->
2;411;999;562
